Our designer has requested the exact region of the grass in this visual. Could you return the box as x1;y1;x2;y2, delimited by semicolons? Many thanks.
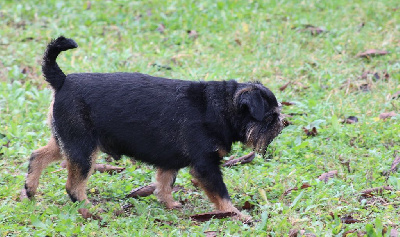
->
0;0;399;235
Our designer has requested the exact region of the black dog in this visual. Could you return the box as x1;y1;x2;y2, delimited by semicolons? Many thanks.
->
23;36;283;220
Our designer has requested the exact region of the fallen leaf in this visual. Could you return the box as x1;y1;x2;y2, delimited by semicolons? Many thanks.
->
341;215;360;224
390;155;400;172
187;30;198;39
190;211;237;222
126;183;156;198
297;24;326;35
94;164;125;174
234;38;242;46
361;71;381;81
284;183;312;196
303;127;317;136
204;231;218;237
154;218;175;226
222;152;255;167
343;116;358;124
157;23;165;33
392;91;400;99
357;49;389;58
318;170;337;182
279;82;291;91
281;101;295;106
241;201;255;210
360;186;393;198
359;83;371;92
379;111;396;120
78;208;102;221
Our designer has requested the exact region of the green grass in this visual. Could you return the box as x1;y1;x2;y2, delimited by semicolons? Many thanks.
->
1;0;399;235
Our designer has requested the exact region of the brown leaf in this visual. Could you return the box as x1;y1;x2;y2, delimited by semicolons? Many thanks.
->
78;208;102;221
341;215;360;224
204;231;218;237
298;24;326;35
361;71;381;80
187;30;198;39
303;127;317;136
390;155;400;172
360;186;393;198
392;91;400;99
379;111;396;120
234;38;242;46
190;211;237;222
284;183;312;196
222;152;255;167
281;101;295;106
126;183;156;198
157;23;165;33
279;82;290;91
359;83;371;92
357;49;389;58
318;170;337;182
242;201;255;210
154;218;175;226
94;164;125;174
343;116;358;124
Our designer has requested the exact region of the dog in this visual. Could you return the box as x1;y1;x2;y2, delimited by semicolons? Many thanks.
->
23;36;283;221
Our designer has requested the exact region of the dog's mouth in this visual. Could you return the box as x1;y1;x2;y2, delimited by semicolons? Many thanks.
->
245;110;284;155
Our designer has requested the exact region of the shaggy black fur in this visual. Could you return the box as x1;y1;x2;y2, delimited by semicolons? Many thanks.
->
39;36;283;204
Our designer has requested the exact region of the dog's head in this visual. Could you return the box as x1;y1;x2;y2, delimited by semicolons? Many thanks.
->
233;83;283;154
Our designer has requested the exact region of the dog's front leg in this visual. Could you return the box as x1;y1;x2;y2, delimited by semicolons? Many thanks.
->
154;168;182;209
191;161;251;222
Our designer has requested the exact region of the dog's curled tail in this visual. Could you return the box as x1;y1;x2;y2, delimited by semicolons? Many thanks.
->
42;36;78;90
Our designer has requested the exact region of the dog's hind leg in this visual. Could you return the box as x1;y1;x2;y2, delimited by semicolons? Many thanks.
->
191;159;251;221
24;136;63;198
154;168;182;209
64;148;97;204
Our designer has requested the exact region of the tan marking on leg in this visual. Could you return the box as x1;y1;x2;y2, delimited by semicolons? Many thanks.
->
65;150;97;204
25;136;63;197
154;168;181;209
191;169;251;222
217;146;227;158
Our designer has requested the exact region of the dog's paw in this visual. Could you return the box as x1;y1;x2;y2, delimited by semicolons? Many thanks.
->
165;201;182;209
233;212;253;224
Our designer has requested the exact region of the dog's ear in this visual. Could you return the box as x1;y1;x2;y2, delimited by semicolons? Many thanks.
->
238;89;265;121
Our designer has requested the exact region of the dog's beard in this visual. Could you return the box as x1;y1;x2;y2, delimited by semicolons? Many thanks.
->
245;114;283;155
